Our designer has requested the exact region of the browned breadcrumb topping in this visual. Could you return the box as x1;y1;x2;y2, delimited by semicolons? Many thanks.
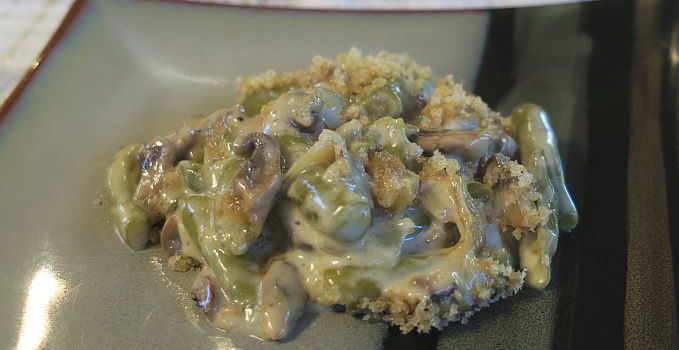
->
357;259;524;333
236;70;302;102
340;104;369;124
236;48;432;123
168;255;200;272
236;48;431;98
419;150;461;182
366;151;419;213
483;154;549;235
418;76;502;129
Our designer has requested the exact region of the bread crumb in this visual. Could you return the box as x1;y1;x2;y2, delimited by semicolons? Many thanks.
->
366;151;419;212
168;255;199;272
419;76;502;129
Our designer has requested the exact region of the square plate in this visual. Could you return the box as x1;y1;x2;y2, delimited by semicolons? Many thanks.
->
0;1;635;349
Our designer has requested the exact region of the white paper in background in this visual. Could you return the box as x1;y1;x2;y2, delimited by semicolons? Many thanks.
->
0;0;74;106
0;0;587;108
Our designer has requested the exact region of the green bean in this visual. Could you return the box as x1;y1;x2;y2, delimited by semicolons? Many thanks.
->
511;103;575;289
166;200;179;214
371;219;411;252
287;166;371;242
360;78;432;120
511;103;578;231
176;197;202;259
286;165;324;203
543;143;579;231
335;119;373;162
285;131;372;241
314;87;346;129
177;160;204;193
202;157;241;194
259;261;306;340
107;144;151;250
404;123;419;138
112;202;152;250
316;174;510;308
336;119;363;141
274;135;312;169
177;197;258;304
467;181;493;200
324;267;381;306
242;85;291;117
108;145;142;198
490;248;511;266
366;117;422;167
361;85;403;118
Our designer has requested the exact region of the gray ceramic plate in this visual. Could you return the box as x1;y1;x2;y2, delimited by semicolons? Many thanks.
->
0;1;597;349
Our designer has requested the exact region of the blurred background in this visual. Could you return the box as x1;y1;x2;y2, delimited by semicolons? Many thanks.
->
0;0;584;105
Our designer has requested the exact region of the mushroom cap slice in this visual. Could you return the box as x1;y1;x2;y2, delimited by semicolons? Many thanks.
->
160;213;181;256
222;133;283;255
134;127;198;221
259;261;306;340
415;129;492;160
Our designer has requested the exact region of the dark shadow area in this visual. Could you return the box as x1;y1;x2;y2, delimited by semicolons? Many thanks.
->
567;1;634;349
382;326;440;350
473;9;516;108
661;0;679;330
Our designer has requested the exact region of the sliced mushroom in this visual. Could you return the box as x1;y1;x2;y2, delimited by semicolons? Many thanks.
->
415;129;492;159
233;133;282;191
259;261;306;340
224;133;283;254
134;127;197;221
415;128;517;163
192;274;217;315
160;213;181;256
493;132;517;158
199;106;254;163
290;106;323;135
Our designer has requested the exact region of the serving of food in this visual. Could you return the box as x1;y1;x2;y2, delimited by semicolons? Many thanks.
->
106;48;577;341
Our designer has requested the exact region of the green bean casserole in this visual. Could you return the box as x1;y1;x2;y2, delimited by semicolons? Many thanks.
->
106;49;578;340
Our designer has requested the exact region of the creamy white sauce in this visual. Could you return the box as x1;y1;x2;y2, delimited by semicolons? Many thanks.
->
108;60;575;340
